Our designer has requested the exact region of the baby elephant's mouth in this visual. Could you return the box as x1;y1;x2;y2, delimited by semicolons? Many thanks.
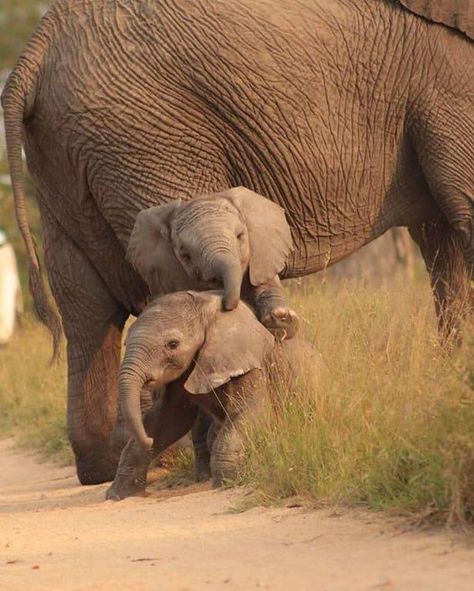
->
143;378;161;392
200;277;221;289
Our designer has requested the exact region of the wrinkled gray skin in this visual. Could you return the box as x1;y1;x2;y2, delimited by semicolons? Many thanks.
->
107;291;274;499
127;187;299;338
106;290;320;500
2;0;473;484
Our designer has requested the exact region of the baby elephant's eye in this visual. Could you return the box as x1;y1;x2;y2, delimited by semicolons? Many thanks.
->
237;229;245;240
180;251;191;263
166;339;180;350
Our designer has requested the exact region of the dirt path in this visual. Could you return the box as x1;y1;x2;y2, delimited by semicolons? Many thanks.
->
0;440;473;591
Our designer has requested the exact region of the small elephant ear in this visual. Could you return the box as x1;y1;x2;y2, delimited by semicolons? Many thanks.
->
224;187;294;286
184;301;274;395
127;202;191;293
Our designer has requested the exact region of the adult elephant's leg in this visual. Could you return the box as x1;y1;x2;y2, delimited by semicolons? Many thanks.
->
42;208;128;484
412;87;474;276
409;220;473;344
411;81;474;341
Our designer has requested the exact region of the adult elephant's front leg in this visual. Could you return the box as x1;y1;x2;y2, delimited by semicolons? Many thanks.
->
42;207;128;484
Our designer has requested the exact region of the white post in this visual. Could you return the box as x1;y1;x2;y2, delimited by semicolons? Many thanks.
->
0;236;22;345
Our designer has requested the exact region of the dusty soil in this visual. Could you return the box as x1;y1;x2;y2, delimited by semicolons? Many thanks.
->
1;440;473;591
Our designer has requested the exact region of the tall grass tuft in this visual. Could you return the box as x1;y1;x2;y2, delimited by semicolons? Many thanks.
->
242;277;474;526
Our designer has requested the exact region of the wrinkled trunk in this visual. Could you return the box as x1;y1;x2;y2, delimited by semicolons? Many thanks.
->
119;365;154;449
212;255;243;311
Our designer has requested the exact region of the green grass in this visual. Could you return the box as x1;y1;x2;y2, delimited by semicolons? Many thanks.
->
241;277;474;527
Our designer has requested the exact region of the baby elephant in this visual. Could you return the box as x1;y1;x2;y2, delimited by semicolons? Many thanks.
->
106;291;319;500
127;187;299;339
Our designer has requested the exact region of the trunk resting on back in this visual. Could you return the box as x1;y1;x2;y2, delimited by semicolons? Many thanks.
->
212;255;243;311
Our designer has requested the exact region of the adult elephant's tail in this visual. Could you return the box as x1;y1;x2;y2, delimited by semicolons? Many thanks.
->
1;53;62;360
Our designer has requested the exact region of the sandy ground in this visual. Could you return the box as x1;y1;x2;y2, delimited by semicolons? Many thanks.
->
0;440;473;591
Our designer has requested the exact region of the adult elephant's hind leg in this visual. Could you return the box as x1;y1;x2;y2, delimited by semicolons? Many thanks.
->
411;86;474;341
412;89;474;275
409;220;473;344
42;210;128;484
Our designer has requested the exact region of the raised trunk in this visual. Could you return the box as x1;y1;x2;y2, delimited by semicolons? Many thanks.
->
212;255;243;311
119;366;154;449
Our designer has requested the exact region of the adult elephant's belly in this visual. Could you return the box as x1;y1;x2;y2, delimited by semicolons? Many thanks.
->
25;0;421;302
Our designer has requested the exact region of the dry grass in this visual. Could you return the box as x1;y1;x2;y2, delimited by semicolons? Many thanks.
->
0;153;72;462
0;313;72;463
242;276;474;526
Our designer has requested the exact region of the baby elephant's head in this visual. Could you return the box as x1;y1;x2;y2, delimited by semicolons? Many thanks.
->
120;291;274;448
127;187;293;310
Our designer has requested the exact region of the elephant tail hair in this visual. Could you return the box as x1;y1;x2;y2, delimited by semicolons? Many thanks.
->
1;67;63;362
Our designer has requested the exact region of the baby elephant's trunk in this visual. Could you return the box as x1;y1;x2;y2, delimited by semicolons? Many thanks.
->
119;366;154;449
212;255;243;311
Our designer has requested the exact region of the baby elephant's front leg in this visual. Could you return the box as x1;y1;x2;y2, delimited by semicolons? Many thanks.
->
210;420;245;486
210;371;267;486
106;386;198;500
253;277;299;339
106;438;153;501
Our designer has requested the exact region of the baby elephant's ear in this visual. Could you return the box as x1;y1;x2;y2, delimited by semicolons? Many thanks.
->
184;302;275;395
127;202;191;293
223;187;294;286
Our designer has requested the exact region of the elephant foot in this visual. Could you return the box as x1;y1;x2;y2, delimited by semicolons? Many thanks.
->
75;447;121;485
211;463;238;487
105;476;147;501
194;457;212;482
261;306;300;340
105;439;152;500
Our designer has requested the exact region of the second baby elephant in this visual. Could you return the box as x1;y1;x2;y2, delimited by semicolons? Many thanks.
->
127;187;299;339
106;290;319;500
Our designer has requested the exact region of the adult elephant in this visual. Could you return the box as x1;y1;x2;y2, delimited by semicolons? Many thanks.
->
2;0;473;484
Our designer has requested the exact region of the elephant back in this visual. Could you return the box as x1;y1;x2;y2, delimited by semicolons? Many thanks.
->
398;0;473;41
